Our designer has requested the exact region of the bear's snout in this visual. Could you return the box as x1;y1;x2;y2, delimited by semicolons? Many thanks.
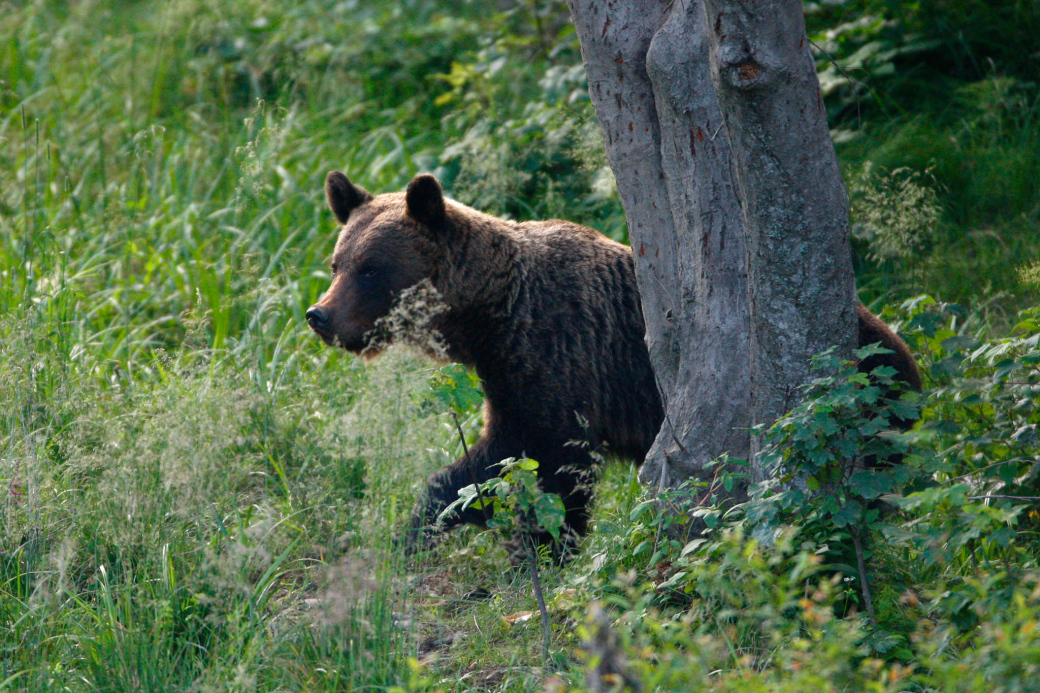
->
306;303;370;351
303;305;330;337
306;305;330;332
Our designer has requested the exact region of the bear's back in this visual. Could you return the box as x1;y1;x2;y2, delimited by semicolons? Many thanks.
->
479;218;662;460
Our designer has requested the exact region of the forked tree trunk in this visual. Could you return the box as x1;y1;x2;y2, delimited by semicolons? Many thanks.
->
702;0;857;461
567;0;856;484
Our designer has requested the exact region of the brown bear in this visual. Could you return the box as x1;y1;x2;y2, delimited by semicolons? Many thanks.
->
306;171;920;555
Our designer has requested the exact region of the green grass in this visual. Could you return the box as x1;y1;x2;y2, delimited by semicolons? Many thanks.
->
0;3;450;687
843;76;1040;309
807;0;1040;311
0;5;604;688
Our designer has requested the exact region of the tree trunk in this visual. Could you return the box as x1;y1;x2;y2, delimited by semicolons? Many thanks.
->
567;0;750;489
561;0;682;403
567;0;856;485
701;0;857;465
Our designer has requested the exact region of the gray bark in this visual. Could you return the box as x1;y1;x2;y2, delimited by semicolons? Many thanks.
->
701;0;857;465
568;0;856;485
641;3;752;487
568;0;750;489
562;0;682;403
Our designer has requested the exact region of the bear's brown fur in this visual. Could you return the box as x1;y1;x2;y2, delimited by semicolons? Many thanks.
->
307;171;920;555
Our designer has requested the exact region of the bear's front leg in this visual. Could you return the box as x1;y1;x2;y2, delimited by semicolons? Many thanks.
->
401;434;598;563
402;433;524;553
505;451;596;565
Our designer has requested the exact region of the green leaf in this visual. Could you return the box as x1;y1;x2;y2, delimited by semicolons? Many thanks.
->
426;364;484;413
897;484;970;511
855;343;894;360
518;458;539;471
680;538;707;557
848;371;873;386
533;493;566;540
630;499;656;521
632;539;652;556
439;483;481;522
832;500;862;527
848;469;893;500
657;571;688;590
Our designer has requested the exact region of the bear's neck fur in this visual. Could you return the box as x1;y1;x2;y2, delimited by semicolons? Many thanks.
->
428;203;524;373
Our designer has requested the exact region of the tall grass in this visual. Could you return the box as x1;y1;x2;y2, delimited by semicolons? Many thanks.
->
845;75;1040;308
1;1;605;688
0;1;472;689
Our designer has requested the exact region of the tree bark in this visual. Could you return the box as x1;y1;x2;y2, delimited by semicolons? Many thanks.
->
563;0;682;405
701;0;857;465
569;0;751;488
568;0;856;485
641;1;751;487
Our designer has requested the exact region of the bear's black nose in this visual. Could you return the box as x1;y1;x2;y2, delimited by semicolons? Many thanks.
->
306;306;329;329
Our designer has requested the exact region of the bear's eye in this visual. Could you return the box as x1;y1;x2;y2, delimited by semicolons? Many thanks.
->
359;266;379;278
330;262;339;275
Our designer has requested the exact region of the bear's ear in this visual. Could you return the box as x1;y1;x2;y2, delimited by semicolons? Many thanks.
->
325;171;372;224
405;173;447;228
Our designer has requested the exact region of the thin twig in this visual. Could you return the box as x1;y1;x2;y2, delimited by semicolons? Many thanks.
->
695;465;726;507
807;38;867;129
452;410;492;523
525;529;552;669
451;410;471;462
946;460;1025;483
968;495;1040;502
852;529;878;628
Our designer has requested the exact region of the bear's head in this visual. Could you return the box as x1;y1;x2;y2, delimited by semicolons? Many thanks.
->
306;171;448;352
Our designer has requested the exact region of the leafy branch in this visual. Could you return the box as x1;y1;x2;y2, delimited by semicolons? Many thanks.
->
440;457;565;667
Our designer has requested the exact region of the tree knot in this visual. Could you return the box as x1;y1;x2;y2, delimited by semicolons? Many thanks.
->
737;61;760;81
